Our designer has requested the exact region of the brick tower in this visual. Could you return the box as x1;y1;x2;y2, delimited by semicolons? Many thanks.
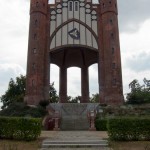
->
98;0;124;104
24;0;124;105
24;0;49;105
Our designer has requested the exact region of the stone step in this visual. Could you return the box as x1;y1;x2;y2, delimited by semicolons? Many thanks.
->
41;140;108;148
61;126;89;130
61;118;89;130
61;125;89;130
61;118;89;122
40;148;109;150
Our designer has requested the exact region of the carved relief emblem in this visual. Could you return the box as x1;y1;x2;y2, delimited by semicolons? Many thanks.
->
68;28;80;40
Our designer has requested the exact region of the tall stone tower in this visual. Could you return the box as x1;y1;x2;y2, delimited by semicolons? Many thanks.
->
24;0;49;105
99;0;124;104
25;0;124;105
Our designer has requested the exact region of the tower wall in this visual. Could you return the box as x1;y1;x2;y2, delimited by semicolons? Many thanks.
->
99;0;124;105
24;0;49;105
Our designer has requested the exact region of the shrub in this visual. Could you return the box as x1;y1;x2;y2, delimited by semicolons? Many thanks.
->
95;118;107;131
0;117;42;141
0;102;47;118
39;100;49;109
107;117;150;141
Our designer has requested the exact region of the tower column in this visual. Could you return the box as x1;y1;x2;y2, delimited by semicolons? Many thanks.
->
24;0;48;105
81;66;89;103
98;60;105;104
59;66;67;103
99;0;124;105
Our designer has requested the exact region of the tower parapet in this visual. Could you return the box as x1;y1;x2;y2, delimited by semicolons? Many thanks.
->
100;0;118;15
30;0;47;15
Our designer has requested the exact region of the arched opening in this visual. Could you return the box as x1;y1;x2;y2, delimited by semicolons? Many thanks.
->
50;64;59;96
67;67;81;103
89;63;99;103
50;46;98;103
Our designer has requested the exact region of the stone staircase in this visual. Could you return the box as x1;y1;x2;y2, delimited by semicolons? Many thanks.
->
61;116;89;130
42;104;107;149
60;103;89;130
48;103;100;131
41;139;108;149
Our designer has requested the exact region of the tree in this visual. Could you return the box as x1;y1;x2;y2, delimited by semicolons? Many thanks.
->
0;75;26;109
49;82;59;103
68;96;81;103
67;94;100;103
126;78;150;104
0;76;59;109
90;93;99;103
129;79;141;92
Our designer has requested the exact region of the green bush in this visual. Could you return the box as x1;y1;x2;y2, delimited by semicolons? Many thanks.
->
39;100;49;109
0;117;42;141
95;119;107;131
0;102;47;118
107;117;150;141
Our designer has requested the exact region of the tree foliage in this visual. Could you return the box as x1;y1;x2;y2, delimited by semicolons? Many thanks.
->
0;75;26;109
0;76;59;109
67;94;99;103
67;96;81;103
49;82;59;103
0;102;47;118
90;93;99;103
126;78;150;104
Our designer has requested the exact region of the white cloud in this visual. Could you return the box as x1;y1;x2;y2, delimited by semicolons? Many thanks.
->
0;0;29;67
120;20;150;96
68;67;81;96
118;0;150;32
89;64;99;95
0;63;25;96
50;64;60;95
0;0;29;104
120;20;150;55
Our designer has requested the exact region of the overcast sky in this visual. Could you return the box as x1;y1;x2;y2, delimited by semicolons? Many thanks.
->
0;0;150;107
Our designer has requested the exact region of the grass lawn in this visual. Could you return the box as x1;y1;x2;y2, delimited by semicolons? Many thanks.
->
110;141;150;150
0;139;42;150
0;140;150;150
0;131;150;150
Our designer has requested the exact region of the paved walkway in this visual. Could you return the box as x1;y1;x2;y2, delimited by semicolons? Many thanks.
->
41;148;111;150
41;131;108;141
40;131;110;150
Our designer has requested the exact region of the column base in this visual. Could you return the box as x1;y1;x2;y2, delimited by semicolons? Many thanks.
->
24;95;44;105
89;128;96;131
53;128;60;131
100;94;124;105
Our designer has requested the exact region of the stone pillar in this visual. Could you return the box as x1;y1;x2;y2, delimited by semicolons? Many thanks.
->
59;66;67;103
53;118;60;131
81;66;89;103
89;110;96;131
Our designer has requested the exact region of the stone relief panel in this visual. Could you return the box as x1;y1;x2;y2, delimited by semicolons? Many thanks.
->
49;0;98;50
